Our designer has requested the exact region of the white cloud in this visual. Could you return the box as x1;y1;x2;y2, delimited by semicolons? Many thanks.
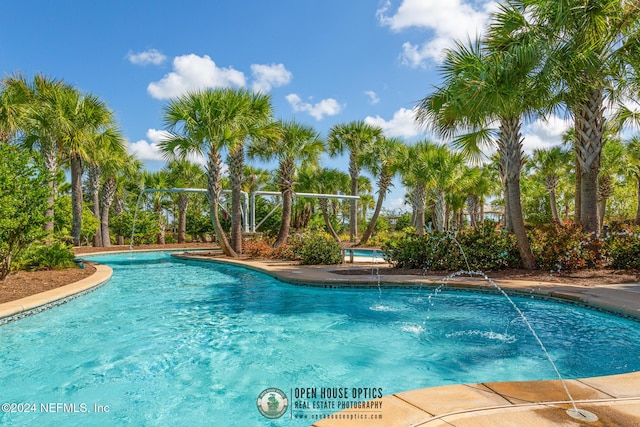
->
127;49;167;66
127;129;170;161
377;0;496;66
251;63;293;93
286;93;343;120
365;107;423;138
364;90;380;105
147;54;246;99
522;115;571;153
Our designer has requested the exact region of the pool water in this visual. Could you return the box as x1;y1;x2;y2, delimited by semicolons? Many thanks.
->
1;251;639;426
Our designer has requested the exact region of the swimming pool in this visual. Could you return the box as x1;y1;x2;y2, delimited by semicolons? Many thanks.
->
1;251;639;426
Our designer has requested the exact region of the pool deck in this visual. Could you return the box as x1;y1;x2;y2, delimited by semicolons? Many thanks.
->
2;249;639;425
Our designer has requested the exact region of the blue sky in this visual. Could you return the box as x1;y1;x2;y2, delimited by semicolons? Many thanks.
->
0;0;570;210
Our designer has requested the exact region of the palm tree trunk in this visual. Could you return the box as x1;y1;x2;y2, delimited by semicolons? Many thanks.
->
70;154;84;246
414;182;427;237
42;146;57;242
88;165;102;247
114;196;125;245
549;189;560;222
228;145;244;254
636;174;640;226
359;173;390;245
435;189;446;232
574;154;582;224
207;150;237;257
574;89;605;234
319;199;340;242
501;117;536;269
100;176;116;247
275;189;292;247
349;153;359;243
467;195;478;228
155;200;165;244
597;174;612;233
177;195;188;244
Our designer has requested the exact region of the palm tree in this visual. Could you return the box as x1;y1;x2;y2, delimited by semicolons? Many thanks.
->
310;168;350;242
400;141;437;237
510;0;640;233
530;146;573;222
85;127;127;247
415;28;544;268
165;159;206;243
328;121;383;243
359;137;404;245
161;88;275;257
53;86;114;246
100;153;139;247
623;136;640;225
248;120;323;247
144;171;170;244
3;74;72;239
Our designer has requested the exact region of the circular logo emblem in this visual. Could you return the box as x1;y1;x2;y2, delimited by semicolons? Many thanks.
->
257;388;288;419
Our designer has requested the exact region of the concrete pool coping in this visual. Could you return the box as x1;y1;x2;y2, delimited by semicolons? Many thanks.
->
1;249;639;425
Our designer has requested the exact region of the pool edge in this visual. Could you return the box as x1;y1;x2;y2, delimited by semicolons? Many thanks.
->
0;263;112;325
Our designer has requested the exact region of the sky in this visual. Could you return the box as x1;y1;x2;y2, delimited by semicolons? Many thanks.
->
0;0;572;211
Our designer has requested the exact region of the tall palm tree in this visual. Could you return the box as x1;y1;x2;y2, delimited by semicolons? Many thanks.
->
416;28;544;268
53;86;114;246
85;126;127;247
144;170;170;244
624;136;640;225
100;153;139;247
3;74;72;239
359;137;404;245
530;146;573;223
400;141;438;237
165;159;206;243
248;120;323;247
310;168;350;242
328;121;383;243
161;88;275;257
510;0;640;233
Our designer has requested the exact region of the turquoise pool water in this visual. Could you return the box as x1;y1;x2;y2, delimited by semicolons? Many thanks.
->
1;251;639;426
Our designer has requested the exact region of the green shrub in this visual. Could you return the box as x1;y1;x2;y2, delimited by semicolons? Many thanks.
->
529;222;602;271
606;228;640;269
297;234;342;265
381;221;521;271
23;242;77;271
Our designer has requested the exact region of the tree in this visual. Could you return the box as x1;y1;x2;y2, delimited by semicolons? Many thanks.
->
415;25;545;268
359;137;404;245
530;146;572;222
624;137;640;225
328;121;383;243
512;0;640;232
248;120;323;247
52;86;114;245
161;88;275;257
165;159;205;243
85;126;127;246
309;168;350;242
2;73;72;239
0;144;50;280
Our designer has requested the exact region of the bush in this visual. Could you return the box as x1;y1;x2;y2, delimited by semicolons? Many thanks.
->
297;234;343;265
243;239;273;258
381;221;521;271
529;222;602;271
22;242;77;271
606;227;640;269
